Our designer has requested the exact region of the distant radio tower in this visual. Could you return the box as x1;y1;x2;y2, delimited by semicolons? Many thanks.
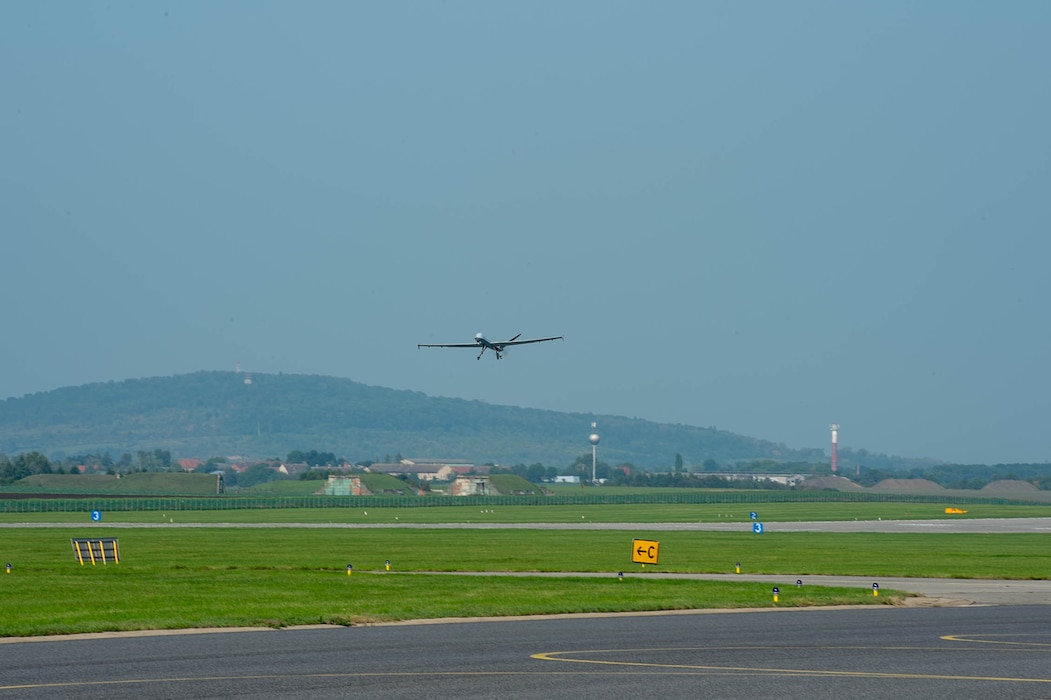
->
829;424;839;474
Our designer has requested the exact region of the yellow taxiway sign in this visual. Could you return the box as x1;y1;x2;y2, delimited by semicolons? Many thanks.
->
631;538;660;565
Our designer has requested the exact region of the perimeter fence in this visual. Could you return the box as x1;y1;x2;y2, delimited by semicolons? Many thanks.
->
0;491;1044;513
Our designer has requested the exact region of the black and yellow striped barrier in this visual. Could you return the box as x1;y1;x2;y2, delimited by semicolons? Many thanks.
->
71;538;120;565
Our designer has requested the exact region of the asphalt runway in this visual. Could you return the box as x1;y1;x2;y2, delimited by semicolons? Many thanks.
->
408;570;1051;607
2;606;1050;699
5;516;1051;532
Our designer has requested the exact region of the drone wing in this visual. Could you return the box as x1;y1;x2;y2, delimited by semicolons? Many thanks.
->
417;342;479;349
499;335;564;347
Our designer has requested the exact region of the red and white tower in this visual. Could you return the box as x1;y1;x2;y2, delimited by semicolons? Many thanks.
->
829;424;839;474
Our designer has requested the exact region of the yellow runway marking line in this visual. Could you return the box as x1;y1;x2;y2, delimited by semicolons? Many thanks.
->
942;633;1051;648
532;648;1051;684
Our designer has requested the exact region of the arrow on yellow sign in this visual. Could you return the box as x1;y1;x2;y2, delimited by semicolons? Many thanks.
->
631;538;660;565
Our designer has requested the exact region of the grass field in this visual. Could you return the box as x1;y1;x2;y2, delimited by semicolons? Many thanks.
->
1;527;913;637
2;501;1048;637
1;569;888;638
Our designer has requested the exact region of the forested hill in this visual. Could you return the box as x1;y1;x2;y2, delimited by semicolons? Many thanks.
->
0;371;832;469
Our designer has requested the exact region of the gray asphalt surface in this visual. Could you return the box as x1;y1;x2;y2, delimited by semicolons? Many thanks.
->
400;570;1051;607
2;606;1050;699
684;573;1051;606
5;516;1051;532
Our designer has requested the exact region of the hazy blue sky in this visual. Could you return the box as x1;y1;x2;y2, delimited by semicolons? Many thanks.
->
3;2;1049;464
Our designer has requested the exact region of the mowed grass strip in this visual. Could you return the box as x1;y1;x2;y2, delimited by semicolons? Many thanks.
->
4;528;1049;578
0;569;887;638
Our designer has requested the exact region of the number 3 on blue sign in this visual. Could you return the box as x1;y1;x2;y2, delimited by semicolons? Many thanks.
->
91;510;101;522
753;522;764;534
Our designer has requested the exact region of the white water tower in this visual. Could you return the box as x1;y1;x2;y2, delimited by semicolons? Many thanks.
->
829;423;839;474
589;422;600;482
